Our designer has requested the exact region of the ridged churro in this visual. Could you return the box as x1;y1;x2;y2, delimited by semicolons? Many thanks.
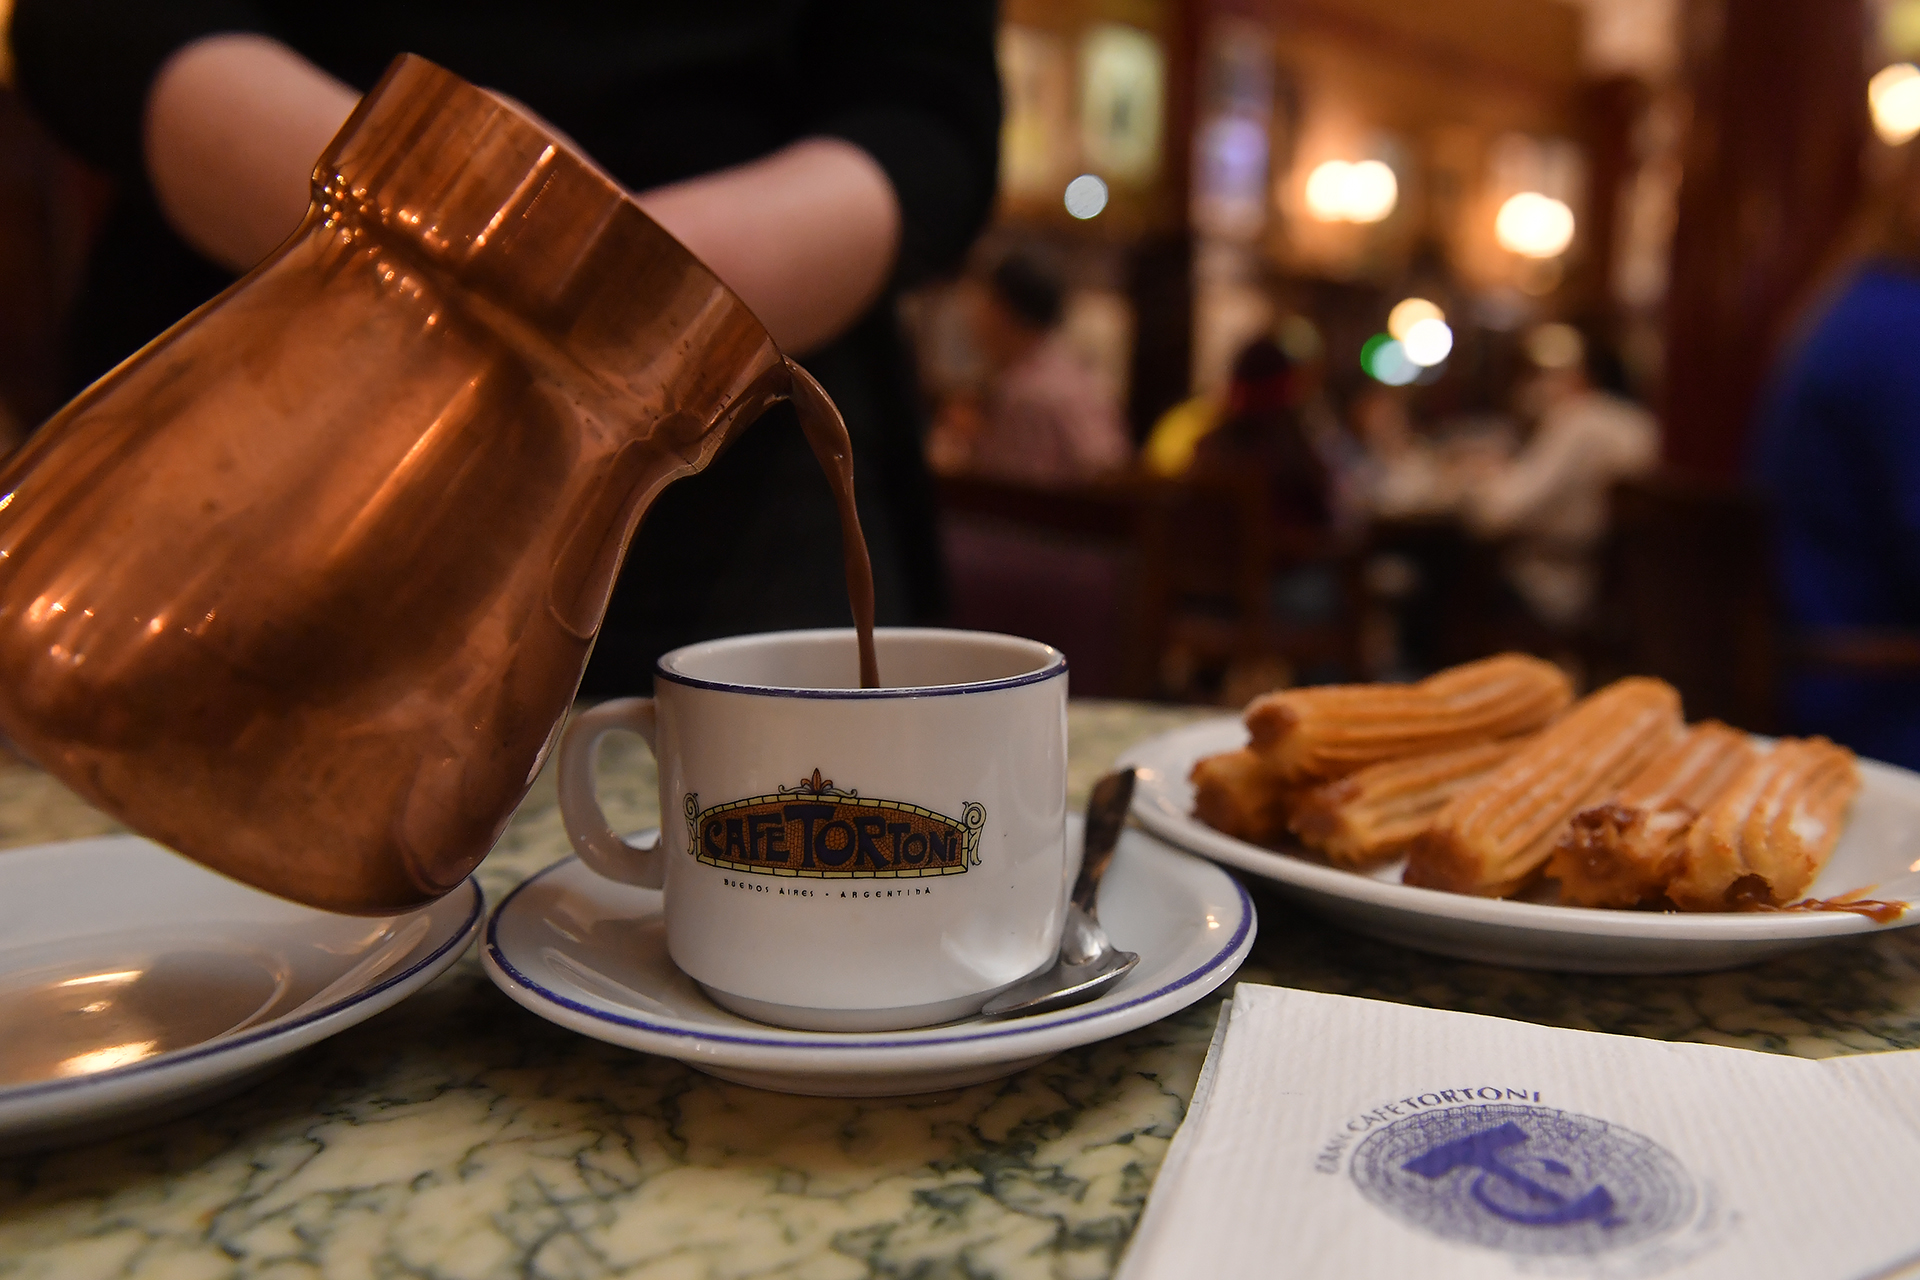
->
1243;653;1572;782
1548;721;1757;908
1290;738;1529;868
1665;737;1859;911
1190;747;1310;847
1404;677;1684;897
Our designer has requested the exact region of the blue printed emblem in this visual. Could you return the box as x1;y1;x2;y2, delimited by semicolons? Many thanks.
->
1350;1104;1695;1258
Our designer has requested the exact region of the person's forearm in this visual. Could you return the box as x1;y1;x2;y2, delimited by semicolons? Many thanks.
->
144;36;900;349
145;33;358;274
635;138;901;354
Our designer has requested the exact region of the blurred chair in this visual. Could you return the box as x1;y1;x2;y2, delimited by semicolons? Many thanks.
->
1598;472;1920;733
1791;629;1920;674
1129;471;1358;703
936;473;1140;698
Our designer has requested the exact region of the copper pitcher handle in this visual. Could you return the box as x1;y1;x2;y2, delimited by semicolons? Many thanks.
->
557;698;665;889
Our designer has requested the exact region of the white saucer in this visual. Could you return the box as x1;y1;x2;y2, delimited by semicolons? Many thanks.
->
0;836;482;1152
1120;718;1920;974
481;822;1256;1096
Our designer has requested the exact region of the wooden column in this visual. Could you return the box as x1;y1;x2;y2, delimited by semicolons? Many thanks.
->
1660;0;1868;479
1574;74;1646;323
1126;0;1206;440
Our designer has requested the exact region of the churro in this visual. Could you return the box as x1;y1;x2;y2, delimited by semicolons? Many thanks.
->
1549;721;1758;908
1404;677;1684;897
1190;747;1310;847
1665;737;1859;911
1243;653;1572;782
1290;738;1528;868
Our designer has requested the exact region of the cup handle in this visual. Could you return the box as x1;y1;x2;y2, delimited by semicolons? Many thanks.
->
557;698;665;889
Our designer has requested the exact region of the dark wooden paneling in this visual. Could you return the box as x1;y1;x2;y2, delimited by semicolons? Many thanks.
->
1661;0;1869;479
1575;75;1648;319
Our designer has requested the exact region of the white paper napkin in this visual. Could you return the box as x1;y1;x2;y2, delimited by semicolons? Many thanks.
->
1118;984;1920;1280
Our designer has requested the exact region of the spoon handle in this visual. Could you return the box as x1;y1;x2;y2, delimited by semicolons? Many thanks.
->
1072;768;1137;916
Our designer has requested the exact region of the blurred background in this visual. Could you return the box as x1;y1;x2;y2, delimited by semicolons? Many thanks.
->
3;0;1918;750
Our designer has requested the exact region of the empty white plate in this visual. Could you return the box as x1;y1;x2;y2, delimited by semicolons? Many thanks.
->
481;821;1256;1096
1120;717;1920;974
0;836;481;1151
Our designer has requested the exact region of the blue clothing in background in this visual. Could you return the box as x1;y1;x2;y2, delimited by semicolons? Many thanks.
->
1753;262;1920;769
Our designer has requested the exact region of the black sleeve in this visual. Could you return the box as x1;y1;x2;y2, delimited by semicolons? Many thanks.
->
798;0;1001;287
10;0;271;184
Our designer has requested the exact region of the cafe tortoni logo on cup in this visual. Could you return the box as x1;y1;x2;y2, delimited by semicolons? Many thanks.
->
687;769;986;879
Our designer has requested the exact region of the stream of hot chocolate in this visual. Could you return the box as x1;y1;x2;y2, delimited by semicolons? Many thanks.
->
786;358;881;689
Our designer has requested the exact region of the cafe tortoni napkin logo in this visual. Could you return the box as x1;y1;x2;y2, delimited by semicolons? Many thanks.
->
1340;1096;1717;1272
686;770;985;879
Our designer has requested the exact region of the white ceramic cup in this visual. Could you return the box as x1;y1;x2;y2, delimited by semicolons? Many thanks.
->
557;627;1070;1031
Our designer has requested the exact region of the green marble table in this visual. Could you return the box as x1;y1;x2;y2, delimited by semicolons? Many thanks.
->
2;700;1917;1280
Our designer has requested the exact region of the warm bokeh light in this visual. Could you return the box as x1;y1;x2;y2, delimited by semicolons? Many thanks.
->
1343;161;1398;222
1064;173;1109;219
1401;317;1454;367
1277;314;1324;362
1303;161;1351;220
1387;297;1443;340
1495;192;1576;258
1361;333;1419;385
1525;322;1585;370
1870;63;1920;146
1304;159;1398;224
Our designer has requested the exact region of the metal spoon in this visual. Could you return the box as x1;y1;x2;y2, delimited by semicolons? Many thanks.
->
979;769;1141;1018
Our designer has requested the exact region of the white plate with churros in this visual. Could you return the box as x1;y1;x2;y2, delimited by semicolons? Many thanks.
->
1118;655;1920;973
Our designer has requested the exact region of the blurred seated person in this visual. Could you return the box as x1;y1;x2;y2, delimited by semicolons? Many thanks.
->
928;251;1129;485
1753;142;1920;770
1463;324;1658;629
1189;337;1339;628
1143;314;1347;483
1189;337;1331;532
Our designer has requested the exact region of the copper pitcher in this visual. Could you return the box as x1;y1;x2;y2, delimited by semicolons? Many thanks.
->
0;54;838;913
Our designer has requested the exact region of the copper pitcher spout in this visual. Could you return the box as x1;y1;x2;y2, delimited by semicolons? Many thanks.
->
0;55;823;912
